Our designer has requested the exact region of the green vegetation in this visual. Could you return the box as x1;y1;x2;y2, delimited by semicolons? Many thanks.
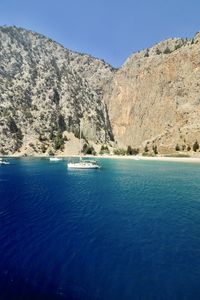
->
49;130;54;140
174;44;182;51
142;152;155;157
113;148;126;156
152;145;158;155
48;149;54;156
182;145;186;151
53;132;65;151
126;145;139;155
52;88;60;105
165;154;190;158
41;144;46;153
0;148;8;155
144;145;149;152
99;145;110;155
39;134;47;142
7;116;23;142
23;110;32;119
156;48;161;55
144;49;149;57
82;143;96;155
7;117;18;133
163;47;171;54
73;128;80;139
112;146;140;156
29;143;34;148
63;135;69;141
57;114;66;132
175;144;180;151
193;140;199;152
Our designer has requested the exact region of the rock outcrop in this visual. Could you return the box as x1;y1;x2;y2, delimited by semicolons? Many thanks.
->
0;26;114;155
1;26;200;155
104;33;200;154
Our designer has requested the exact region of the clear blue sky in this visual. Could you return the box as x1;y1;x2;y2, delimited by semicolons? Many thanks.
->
1;0;200;67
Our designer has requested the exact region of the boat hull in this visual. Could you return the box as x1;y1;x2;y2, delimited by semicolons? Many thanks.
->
68;163;100;169
49;158;62;161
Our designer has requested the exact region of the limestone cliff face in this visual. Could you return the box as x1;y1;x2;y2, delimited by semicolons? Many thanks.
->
104;34;200;153
0;26;114;154
1;26;200;155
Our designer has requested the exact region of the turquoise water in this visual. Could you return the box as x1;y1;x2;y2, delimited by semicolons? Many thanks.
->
0;158;200;299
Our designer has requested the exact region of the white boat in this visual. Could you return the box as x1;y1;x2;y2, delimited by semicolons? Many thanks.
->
68;159;100;169
67;122;100;170
49;157;62;161
0;158;10;165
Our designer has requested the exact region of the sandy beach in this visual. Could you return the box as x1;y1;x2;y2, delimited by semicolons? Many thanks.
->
90;154;200;163
3;153;200;163
51;154;200;163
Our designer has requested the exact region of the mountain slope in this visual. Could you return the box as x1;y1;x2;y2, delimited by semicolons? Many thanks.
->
1;26;200;156
0;26;115;154
103;34;200;154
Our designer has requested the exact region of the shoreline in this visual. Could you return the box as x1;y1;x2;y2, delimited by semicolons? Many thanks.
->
91;154;200;163
2;154;200;163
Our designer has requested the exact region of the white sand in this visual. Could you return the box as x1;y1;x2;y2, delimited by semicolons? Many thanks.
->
4;153;200;163
86;154;200;163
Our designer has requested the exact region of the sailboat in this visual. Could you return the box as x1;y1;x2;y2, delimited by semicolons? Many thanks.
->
67;123;100;169
49;157;62;161
0;158;10;165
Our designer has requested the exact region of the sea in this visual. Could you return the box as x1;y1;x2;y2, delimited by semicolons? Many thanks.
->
0;158;200;300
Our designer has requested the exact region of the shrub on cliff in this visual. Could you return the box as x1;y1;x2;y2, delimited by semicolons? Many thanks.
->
53;132;65;151
126;146;139;155
99;145;110;154
48;149;54;156
152;145;158;155
82;143;96;155
41;144;47;153
163;47;171;54
7;117;18;133
193;140;199;152
156;48;161;55
113;148;126;156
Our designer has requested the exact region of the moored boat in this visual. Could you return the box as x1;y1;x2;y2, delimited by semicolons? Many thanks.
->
49;157;62;161
68;159;100;169
0;158;10;165
67;122;100;170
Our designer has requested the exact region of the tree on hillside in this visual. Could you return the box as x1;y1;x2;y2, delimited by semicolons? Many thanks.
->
126;145;139;155
193;140;199;152
53;132;65;151
163;47;171;54
152;145;158;155
156;48;161;55
99;145;110;154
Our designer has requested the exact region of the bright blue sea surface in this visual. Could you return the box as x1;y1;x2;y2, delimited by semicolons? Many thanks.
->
0;158;200;300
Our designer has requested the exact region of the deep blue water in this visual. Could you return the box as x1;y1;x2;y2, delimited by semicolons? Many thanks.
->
0;158;200;300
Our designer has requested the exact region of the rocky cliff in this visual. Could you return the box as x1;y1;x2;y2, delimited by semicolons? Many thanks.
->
103;33;200;154
1;26;200;156
0;26;114;155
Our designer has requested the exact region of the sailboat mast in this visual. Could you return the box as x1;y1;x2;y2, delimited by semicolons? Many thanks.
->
79;120;82;161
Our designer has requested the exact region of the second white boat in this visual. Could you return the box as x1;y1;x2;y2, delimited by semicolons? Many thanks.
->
68;159;100;169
